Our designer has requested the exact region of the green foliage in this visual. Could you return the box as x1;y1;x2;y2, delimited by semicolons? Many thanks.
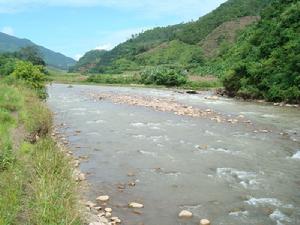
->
140;66;187;86
136;40;204;67
0;85;22;111
69;49;107;73
223;0;300;103
0;54;17;76
175;0;269;44
12;61;47;99
87;73;140;84
15;46;46;66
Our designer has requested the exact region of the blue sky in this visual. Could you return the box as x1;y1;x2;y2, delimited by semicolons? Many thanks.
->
0;0;227;60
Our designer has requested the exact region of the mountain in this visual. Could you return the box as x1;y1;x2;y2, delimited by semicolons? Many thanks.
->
72;0;270;73
69;49;107;73
0;32;76;70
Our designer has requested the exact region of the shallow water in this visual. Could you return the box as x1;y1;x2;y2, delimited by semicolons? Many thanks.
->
47;84;300;225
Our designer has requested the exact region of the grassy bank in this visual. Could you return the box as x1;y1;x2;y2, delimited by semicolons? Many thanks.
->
49;68;222;90
0;82;81;225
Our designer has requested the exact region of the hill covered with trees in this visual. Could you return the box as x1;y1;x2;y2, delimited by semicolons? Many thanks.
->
71;0;299;103
71;0;269;74
222;0;300;103
0;32;76;70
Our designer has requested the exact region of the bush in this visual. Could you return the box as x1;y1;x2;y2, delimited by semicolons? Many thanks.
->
12;61;47;99
140;66;187;86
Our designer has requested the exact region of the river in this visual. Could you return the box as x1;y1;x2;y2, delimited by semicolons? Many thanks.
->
47;84;300;225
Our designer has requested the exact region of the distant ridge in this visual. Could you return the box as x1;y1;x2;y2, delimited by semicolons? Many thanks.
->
0;32;76;70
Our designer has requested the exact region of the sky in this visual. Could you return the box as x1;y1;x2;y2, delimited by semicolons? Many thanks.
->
0;0;227;60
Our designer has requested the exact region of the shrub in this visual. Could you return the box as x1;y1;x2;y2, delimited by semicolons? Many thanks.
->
12;61;47;99
140;66;187;86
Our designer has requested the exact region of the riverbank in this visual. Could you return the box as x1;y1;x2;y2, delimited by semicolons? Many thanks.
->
48;71;299;108
0;82;82;224
47;69;222;91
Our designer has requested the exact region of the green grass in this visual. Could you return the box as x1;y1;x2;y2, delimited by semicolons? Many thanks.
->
0;81;82;225
48;68;223;91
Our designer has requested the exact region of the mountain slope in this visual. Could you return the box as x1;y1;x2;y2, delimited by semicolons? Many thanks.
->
72;0;270;73
0;32;76;70
223;0;300;103
200;16;260;58
69;49;106;73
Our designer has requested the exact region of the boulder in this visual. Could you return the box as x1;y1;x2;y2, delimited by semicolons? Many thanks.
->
129;202;144;208
178;210;193;218
97;195;110;202
200;219;211;225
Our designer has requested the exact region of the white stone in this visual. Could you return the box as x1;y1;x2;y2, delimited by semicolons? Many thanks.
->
200;219;211;225
97;195;110;202
104;207;112;213
105;212;112;218
178;210;193;218
128;202;144;208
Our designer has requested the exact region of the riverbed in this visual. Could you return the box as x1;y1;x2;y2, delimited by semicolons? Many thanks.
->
47;84;300;225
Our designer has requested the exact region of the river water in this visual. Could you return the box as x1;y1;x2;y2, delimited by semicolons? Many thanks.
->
47;84;300;225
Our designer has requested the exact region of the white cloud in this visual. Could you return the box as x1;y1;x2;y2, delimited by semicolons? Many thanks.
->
95;43;113;51
1;26;14;35
74;53;83;61
0;0;227;20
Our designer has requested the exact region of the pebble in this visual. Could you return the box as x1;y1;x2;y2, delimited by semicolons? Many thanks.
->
85;201;97;208
105;208;112;213
111;217;121;223
129;202;144;208
77;173;86;181
97;195;110;202
178;210;193;218
200;219;211;225
105;212;112;218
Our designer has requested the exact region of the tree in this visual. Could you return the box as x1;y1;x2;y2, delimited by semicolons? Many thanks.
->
15;46;46;66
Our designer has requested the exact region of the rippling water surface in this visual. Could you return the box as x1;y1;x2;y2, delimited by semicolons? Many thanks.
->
47;84;300;225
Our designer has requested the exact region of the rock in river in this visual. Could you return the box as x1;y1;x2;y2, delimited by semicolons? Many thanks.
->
129;202;144;208
200;219;211;225
97;195;110;202
178;210;193;218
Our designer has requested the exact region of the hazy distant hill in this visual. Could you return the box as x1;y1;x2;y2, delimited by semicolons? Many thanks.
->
0;32;76;70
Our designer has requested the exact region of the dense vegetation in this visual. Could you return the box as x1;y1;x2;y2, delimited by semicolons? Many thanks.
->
0;32;76;70
0;53;81;224
71;0;269;74
222;0;300;103
140;67;187;86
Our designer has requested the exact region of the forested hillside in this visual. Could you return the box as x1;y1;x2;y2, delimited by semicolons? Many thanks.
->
0;32;76;70
222;0;300;103
71;0;299;103
70;50;107;73
71;0;270;74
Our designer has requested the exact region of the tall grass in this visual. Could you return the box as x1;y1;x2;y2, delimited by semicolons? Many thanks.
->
0;82;82;225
